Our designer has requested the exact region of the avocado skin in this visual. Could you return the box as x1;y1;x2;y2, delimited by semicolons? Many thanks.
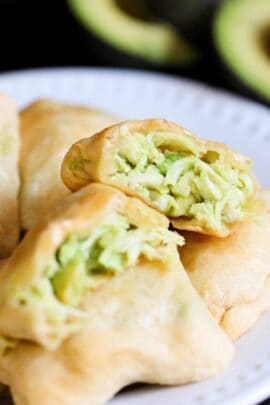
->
66;0;199;70
213;0;270;106
145;0;223;47
70;19;197;71
83;27;179;69
214;54;270;106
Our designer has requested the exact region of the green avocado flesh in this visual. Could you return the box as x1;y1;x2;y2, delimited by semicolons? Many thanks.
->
16;214;183;328
68;0;198;66
214;0;270;101
113;133;253;233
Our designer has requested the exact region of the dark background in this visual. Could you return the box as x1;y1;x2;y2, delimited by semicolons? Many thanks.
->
0;0;255;102
0;1;269;404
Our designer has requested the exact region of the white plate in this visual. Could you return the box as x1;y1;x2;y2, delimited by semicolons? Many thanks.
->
0;68;270;405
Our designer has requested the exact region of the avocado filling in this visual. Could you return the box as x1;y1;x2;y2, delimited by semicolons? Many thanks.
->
113;133;253;232
16;214;183;328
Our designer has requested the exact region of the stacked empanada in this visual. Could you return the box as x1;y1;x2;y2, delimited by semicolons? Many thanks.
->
0;184;233;405
0;106;268;405
61;118;270;340
20;100;117;230
0;94;20;258
62;119;256;237
180;189;270;340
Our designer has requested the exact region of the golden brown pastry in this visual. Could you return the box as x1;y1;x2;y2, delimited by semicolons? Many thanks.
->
61;119;257;237
20;99;117;230
0;260;10;396
180;190;270;340
0;94;20;258
0;200;234;404
0;184;233;405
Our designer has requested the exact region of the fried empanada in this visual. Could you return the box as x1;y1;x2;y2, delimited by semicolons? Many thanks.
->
180;190;270;340
0;187;233;404
61;119;257;237
20;99;117;230
0;261;10;395
0;94;20;258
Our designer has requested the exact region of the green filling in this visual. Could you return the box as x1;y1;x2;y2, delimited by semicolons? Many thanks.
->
113;133;254;232
16;214;183;327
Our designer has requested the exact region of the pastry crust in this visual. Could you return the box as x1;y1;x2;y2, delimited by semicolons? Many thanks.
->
20;99;117;230
61;119;257;237
0;248;233;405
0;183;170;349
180;190;270;340
0;184;234;403
0;94;20;258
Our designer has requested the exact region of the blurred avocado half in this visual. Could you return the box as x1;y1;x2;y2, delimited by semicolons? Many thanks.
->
214;0;270;103
145;0;222;47
67;0;199;68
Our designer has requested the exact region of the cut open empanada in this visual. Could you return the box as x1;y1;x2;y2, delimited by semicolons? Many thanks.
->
0;184;233;405
180;190;270;340
62;119;257;237
20;99;117;230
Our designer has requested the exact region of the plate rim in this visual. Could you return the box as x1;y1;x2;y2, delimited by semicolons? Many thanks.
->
0;66;269;405
0;66;269;115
